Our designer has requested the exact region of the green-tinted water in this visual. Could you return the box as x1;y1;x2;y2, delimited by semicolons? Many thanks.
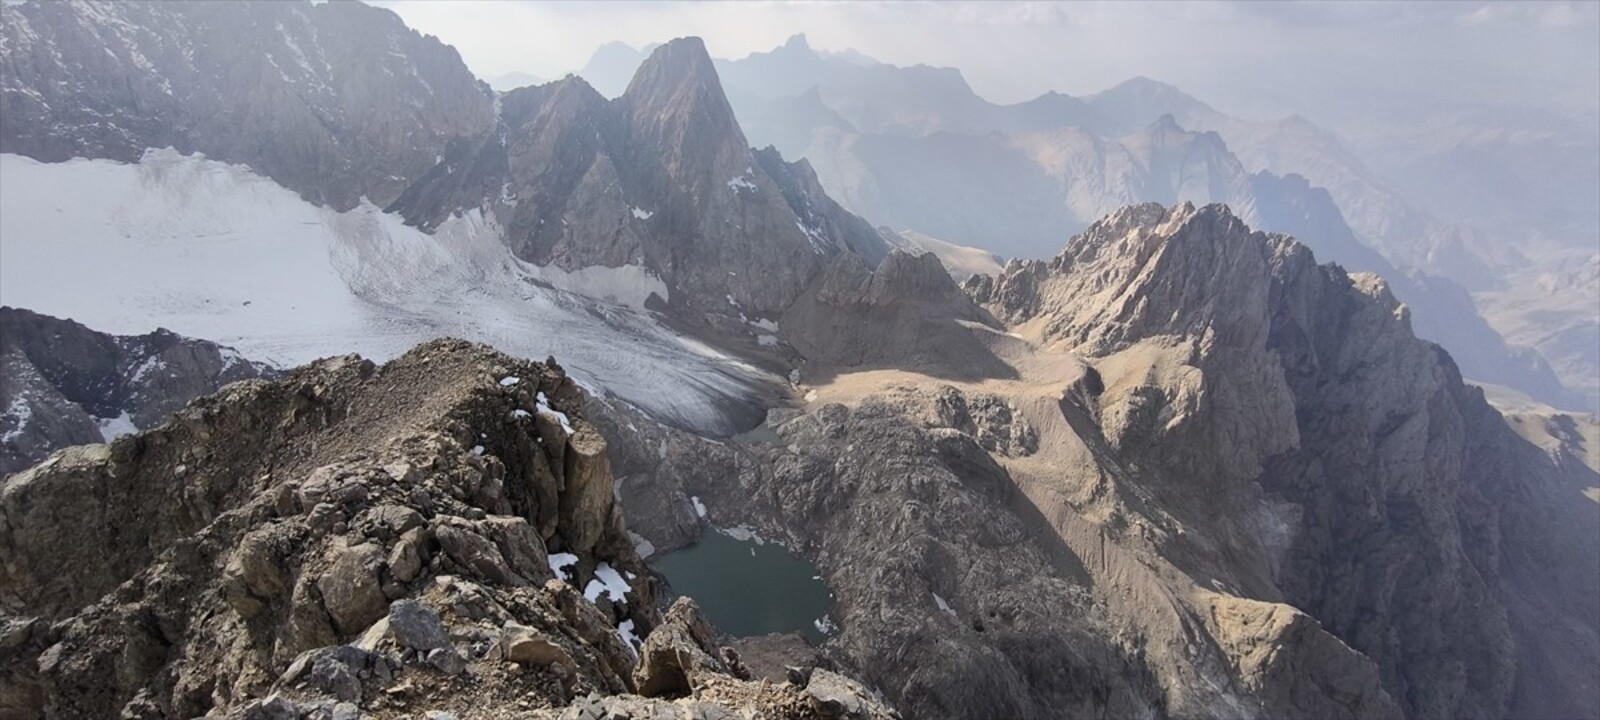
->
651;528;835;644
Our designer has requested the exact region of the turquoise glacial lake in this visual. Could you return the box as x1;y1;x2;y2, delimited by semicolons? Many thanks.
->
652;527;835;644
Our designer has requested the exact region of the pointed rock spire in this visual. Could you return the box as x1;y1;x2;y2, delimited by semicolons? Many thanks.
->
622;37;749;184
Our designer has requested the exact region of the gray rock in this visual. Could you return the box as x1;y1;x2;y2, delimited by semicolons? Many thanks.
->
363;505;425;541
806;669;869;718
433;518;525;586
500;623;575;672
293;646;378;704
310;655;361;703
386;528;428;584
634;599;730;698
387;599;450;652
317;543;389;636
427;647;466;676
243;694;300;720
559;430;616;555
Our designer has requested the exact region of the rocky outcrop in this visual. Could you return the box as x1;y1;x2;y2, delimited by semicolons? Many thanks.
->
0;340;895;719
965;202;1599;719
0;306;272;476
389;38;890;318
614;384;1397;720
0;0;494;210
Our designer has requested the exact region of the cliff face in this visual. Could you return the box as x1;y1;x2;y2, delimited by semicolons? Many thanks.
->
0;340;896;719
0;0;494;210
0;307;273;477
598;380;1402;720
966;203;1599;719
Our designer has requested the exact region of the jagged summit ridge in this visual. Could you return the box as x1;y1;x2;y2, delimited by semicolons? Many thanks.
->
391;34;890;317
0;339;898;718
969;202;1283;352
963;202;1598;719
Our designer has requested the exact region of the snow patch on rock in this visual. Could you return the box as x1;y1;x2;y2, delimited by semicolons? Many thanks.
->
96;411;138;442
1;397;32;443
536;392;573;435
547;552;578;582
582;562;631;605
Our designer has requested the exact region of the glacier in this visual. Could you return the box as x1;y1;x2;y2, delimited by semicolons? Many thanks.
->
0;149;769;435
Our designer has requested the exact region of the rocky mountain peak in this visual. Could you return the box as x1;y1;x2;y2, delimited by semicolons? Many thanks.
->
959;203;1599;719
781;248;1011;382
780;33;812;53
977;202;1274;354
622;37;748;179
1087;76;1217;130
863;249;966;304
1149;112;1184;134
813;249;964;308
573;40;657;98
386;32;887;318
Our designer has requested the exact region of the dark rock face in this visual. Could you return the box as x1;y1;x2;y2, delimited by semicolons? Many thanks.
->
0;0;494;210
389;38;890;317
967;203;1599;720
1249;172;1585;411
1259;273;1600;720
779;250;1015;382
0;306;271;476
0;339;896;719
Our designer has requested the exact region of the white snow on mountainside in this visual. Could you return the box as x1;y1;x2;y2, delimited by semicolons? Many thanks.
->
0;149;766;434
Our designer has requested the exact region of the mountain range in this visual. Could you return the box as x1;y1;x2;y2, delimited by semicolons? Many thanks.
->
0;3;1595;720
569;34;1598;414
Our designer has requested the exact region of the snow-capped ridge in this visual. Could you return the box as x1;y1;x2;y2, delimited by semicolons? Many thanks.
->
0;150;766;435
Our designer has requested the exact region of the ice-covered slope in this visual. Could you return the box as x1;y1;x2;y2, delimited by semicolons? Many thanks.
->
0;150;768;434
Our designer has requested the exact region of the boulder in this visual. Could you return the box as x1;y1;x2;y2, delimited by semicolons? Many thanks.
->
633;598;729;698
316;543;389;636
387;599;450;653
500;623;577;674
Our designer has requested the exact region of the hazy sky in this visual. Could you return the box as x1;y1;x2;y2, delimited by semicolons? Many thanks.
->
377;0;1599;123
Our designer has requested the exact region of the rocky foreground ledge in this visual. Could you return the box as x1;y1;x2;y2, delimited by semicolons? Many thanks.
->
0;340;895;719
